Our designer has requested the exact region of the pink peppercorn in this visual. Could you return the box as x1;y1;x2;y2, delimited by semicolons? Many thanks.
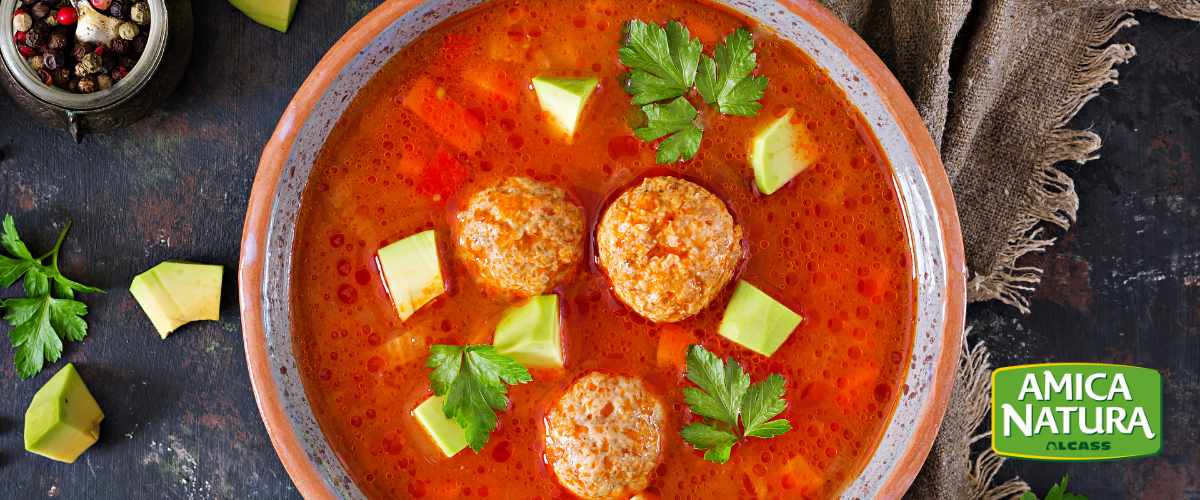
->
91;0;112;9
94;46;106;56
56;7;77;25
18;46;35;58
14;31;25;44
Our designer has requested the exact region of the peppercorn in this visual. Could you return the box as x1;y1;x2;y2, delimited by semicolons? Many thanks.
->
111;66;127;80
28;54;43;70
110;37;129;55
56;6;75;25
29;1;49;19
46;30;67;50
80;52;102;73
51;67;70;85
108;0;126;18
12;12;32;31
14;30;25;45
96;74;112;90
118;55;135;68
131;34;146;54
68;77;79;92
77;75;96;93
101;54;116;72
41;49;63;69
36;67;52;85
20;0;36;6
23;27;43;47
73;62;89;78
71;41;92;61
130;2;148;24
117;21;137;40
91;0;112;9
43;12;56;26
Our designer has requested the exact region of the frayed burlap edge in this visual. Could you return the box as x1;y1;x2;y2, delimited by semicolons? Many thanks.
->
965;10;1142;313
959;330;1030;500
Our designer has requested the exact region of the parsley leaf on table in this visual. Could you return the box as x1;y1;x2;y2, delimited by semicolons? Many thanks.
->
620;20;703;105
695;28;770;117
426;344;532;452
1021;474;1087;500
634;97;704;163
0;215;101;379
679;345;792;463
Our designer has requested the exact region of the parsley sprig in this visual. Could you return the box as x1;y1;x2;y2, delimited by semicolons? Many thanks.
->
679;345;791;463
1021;474;1088;500
620;21;768;163
1;215;102;380
426;344;532;452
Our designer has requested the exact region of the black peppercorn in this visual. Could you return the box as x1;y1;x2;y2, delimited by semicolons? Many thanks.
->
71;42;93;61
118;55;136;68
21;0;37;6
101;54;116;72
30;2;50;19
46;30;67;50
31;18;47;32
23;27;45;48
110;37;130;55
68;77;80;93
109;0;126;18
78;75;97;93
41;49;64;70
132;34;147;54
51;67;70;85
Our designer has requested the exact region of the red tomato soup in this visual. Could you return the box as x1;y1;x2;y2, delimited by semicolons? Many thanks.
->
290;1;915;499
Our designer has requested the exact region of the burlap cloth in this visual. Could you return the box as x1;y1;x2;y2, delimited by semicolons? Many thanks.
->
810;0;1200;498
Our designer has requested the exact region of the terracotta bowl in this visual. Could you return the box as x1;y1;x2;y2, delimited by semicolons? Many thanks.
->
239;1;967;498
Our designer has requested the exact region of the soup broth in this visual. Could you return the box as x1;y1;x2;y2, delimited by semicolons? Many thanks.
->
289;1;916;499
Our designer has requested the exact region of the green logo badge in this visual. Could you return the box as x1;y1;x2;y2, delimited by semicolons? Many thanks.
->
991;363;1162;461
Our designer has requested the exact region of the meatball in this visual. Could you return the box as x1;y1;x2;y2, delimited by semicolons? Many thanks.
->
596;176;743;323
456;177;585;297
544;372;665;500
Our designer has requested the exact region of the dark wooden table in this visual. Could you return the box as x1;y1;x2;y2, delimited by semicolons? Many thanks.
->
0;2;1195;498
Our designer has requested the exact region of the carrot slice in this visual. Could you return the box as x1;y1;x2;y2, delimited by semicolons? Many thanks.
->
416;148;468;206
404;77;485;152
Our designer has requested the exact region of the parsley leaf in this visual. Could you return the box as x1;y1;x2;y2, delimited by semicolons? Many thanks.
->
634;97;704;163
695;28;769;117
426;344;532;452
680;345;792;463
0;215;101;379
619;21;769;164
620;20;703;105
1021;474;1087;500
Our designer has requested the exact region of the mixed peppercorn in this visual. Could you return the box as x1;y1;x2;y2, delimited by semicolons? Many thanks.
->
11;0;151;94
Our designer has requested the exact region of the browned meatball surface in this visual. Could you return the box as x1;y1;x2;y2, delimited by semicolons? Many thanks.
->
543;372;665;500
456;177;585;298
596;176;743;323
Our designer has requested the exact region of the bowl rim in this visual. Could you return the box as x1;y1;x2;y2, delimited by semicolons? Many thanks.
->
238;0;967;498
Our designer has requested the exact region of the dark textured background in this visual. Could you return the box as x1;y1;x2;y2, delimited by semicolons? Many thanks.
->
0;1;1195;498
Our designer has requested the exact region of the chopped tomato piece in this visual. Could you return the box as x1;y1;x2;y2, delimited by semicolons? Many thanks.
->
404;77;485;152
416;148;468;206
463;65;520;107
